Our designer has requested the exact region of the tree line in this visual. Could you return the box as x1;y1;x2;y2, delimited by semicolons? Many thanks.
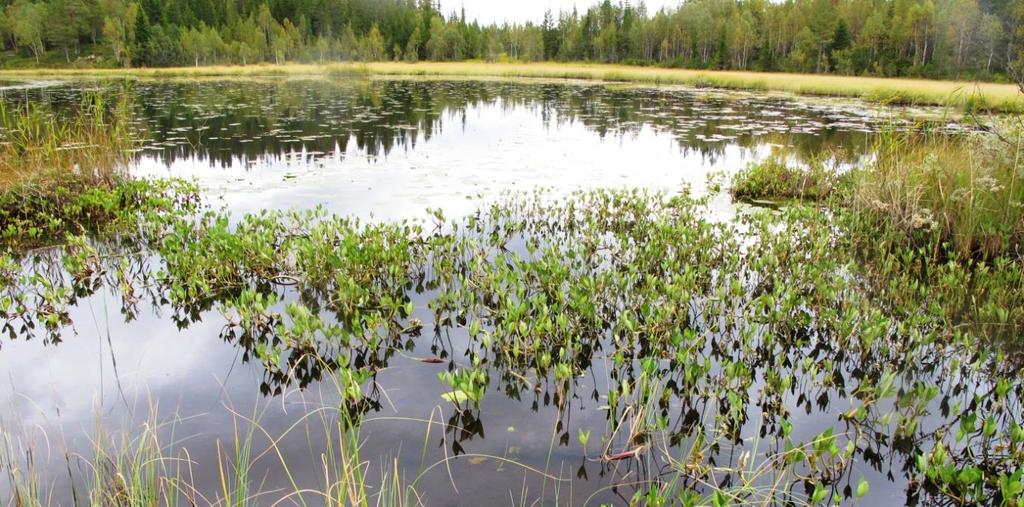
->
1;0;1021;80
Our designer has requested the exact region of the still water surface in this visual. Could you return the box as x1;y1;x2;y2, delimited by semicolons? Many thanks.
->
0;78;970;505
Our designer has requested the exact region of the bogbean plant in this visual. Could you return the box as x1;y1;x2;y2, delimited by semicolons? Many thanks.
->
0;178;200;343
0;176;201;250
1;182;1022;505
731;156;837;202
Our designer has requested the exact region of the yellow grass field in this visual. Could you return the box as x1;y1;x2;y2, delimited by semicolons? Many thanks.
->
2;61;1021;112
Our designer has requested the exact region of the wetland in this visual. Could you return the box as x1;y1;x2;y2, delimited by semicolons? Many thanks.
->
0;77;1021;507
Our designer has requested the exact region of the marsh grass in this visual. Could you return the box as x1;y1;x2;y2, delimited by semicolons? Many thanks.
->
2;62;1022;112
0;93;137;190
0;376;422;507
0;405;188;507
728;115;1024;262
0;422;50;506
85;417;184;506
324;64;372;80
846;120;1024;260
0;90;177;250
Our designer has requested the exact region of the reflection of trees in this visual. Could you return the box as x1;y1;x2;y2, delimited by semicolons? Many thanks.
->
16;79;892;169
2;84;1000;504
5;190;1019;505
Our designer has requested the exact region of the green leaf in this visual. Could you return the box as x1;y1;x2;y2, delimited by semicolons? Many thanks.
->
855;478;869;498
812;482;827;503
958;466;983;485
441;390;470;404
982;417;997;437
578;428;591;447
781;418;793;437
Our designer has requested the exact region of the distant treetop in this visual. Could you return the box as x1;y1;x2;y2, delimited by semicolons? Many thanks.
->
0;0;1020;80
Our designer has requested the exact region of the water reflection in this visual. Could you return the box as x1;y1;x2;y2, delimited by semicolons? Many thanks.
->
7;79;886;165
3;78;909;221
3;190;1020;506
1;79;1003;506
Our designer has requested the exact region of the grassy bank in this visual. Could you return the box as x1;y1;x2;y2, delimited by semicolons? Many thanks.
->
731;156;837;203
731;120;1024;261
729;116;1024;348
0;94;136;189
1;61;1022;112
847;123;1024;259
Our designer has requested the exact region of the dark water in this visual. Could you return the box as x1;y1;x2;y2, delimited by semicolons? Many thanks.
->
0;78;990;506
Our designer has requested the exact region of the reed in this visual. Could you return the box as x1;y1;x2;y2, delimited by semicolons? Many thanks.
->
0;93;137;190
846;120;1024;260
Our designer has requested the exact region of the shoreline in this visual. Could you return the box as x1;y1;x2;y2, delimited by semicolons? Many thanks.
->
1;61;1020;113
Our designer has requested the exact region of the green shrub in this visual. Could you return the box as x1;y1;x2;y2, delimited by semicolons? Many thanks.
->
731;157;835;201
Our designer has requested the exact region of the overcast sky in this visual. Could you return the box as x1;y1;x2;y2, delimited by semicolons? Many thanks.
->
436;0;682;25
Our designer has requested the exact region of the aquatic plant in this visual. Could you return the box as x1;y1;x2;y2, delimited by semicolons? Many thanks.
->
2;183;1021;505
0;92;139;189
0;177;200;250
731;156;837;202
1;87;1022;502
846;120;1024;260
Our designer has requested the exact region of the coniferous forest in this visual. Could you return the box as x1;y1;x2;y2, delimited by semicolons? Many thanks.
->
0;0;1021;80
5;0;1024;503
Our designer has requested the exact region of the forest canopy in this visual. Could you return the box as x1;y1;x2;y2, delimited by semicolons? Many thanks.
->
0;0;1021;80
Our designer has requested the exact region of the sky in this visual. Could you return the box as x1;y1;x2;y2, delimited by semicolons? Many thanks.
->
436;0;682;25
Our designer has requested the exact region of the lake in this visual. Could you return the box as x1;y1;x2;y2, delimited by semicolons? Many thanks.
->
0;77;1012;506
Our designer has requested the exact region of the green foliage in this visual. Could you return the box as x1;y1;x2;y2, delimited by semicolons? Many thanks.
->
0;92;138;187
847;121;1024;260
0;176;199;249
438;367;487;406
731;156;836;202
0;90;196;250
1;90;1023;504
0;0;1017;80
3;179;1023;504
